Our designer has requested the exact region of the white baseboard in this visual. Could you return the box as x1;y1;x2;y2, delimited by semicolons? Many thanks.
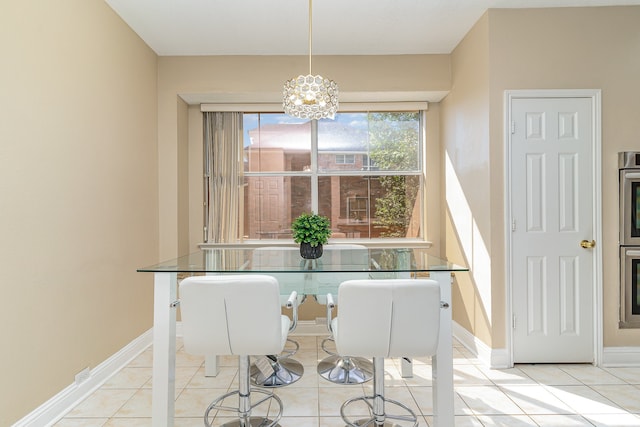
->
13;329;153;427
453;321;640;368
453;321;510;369
602;346;640;367
12;320;327;426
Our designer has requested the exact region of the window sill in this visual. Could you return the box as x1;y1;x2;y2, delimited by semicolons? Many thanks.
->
199;239;432;250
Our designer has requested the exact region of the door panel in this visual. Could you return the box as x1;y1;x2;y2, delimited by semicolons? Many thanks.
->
248;176;285;237
511;97;594;363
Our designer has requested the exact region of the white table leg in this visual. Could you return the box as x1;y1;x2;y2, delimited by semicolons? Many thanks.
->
401;357;413;377
202;259;222;377
152;272;177;427
204;354;220;377
430;271;454;427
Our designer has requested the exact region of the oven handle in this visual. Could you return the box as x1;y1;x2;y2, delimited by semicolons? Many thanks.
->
624;250;640;256
623;172;640;179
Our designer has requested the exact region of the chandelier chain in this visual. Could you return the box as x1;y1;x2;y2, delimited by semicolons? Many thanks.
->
282;0;338;119
308;0;313;75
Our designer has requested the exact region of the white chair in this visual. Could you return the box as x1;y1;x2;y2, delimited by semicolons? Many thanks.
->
327;279;442;427
316;244;374;385
249;247;305;387
179;275;299;427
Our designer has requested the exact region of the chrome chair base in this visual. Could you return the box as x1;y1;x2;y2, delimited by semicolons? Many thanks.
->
250;357;304;387
216;418;281;427
317;355;374;384
340;396;418;427
204;388;283;427
339;358;418;427
280;338;299;358
318;337;373;385
347;419;407;427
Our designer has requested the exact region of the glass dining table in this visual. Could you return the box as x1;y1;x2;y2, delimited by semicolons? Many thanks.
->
138;246;467;427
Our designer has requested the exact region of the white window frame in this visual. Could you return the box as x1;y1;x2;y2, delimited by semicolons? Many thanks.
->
201;103;429;243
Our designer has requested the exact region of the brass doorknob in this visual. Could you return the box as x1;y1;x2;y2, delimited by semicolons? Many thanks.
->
580;240;596;249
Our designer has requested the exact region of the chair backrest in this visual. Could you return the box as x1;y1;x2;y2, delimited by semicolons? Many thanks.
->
315;244;369;302
335;279;441;358
251;247;301;271
251;247;302;302
179;275;286;356
322;244;369;267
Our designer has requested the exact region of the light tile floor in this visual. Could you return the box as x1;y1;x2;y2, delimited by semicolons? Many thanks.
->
54;336;640;426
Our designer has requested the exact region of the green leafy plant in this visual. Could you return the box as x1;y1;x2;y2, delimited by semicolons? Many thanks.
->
291;212;332;247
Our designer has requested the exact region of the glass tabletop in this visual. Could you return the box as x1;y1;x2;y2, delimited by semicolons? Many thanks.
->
137;247;468;274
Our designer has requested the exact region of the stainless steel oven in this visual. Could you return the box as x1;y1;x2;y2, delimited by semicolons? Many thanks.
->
619;152;640;327
620;247;640;328
619;152;640;246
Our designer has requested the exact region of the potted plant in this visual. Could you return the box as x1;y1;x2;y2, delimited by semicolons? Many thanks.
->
291;212;332;259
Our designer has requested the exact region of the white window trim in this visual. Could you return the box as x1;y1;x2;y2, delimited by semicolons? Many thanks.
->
201;101;428;113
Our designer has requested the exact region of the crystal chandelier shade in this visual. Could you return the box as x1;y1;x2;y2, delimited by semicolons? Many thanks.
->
283;74;339;120
283;0;339;120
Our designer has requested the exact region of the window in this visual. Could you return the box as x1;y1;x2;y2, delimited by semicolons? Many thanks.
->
336;154;356;164
240;111;424;240
347;197;369;223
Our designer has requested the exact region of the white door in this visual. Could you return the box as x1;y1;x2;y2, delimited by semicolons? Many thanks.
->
510;96;595;363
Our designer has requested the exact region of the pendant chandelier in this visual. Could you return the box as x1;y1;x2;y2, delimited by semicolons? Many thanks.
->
283;0;339;120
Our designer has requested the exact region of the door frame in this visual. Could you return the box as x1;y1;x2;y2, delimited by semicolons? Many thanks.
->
504;89;603;367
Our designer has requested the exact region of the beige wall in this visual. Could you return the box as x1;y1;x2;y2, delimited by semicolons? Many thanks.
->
0;1;158;424
442;6;640;352
487;6;640;348
440;14;494;346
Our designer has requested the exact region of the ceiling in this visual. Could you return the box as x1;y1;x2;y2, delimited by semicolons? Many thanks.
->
104;0;640;56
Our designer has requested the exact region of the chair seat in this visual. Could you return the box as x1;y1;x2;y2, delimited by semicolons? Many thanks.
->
328;279;442;427
279;315;290;348
251;248;306;388
315;245;371;386
179;275;296;427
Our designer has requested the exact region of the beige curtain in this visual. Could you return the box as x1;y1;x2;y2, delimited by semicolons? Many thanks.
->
203;112;244;243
